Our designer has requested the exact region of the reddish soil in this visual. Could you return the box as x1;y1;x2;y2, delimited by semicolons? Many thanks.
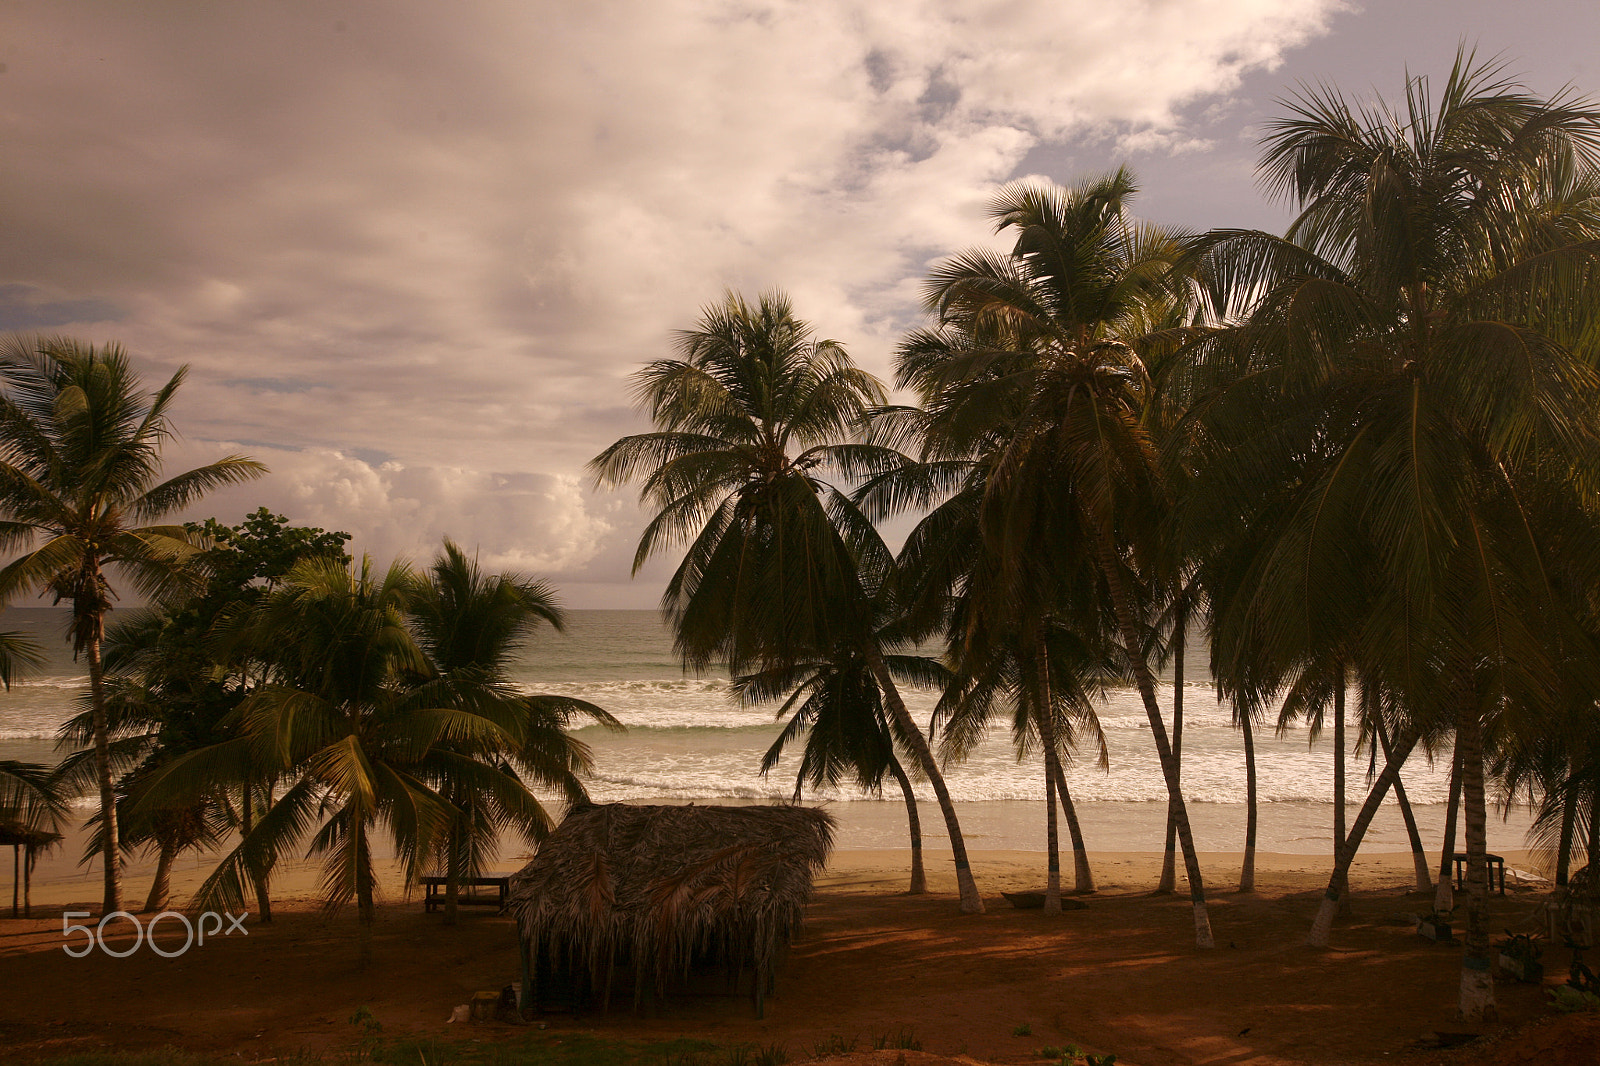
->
0;864;1590;1065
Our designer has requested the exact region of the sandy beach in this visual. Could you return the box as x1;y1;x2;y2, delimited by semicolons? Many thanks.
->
3;843;1595;1066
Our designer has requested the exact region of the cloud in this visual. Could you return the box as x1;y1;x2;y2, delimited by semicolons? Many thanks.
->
168;442;614;578
1;0;1344;602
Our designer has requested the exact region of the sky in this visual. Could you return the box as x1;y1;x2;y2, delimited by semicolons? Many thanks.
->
2;1;1597;608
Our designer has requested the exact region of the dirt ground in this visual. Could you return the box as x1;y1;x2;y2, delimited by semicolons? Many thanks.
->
0;850;1593;1065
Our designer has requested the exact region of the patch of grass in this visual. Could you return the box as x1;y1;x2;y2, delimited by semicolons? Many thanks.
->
718;1046;787;1066
811;1034;857;1057
871;1028;921;1051
1548;985;1600;1013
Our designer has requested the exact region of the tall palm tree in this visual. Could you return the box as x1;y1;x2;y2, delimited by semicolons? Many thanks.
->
0;336;264;913
591;291;987;912
885;174;1215;943
1177;54;1600;1016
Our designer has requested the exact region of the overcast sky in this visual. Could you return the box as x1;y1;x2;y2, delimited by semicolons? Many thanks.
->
3;1;1596;608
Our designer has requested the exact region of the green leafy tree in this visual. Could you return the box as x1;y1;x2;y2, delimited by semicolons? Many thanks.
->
0;336;265;914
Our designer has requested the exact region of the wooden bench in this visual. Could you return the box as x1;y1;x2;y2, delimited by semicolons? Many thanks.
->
422;874;511;913
1451;852;1506;895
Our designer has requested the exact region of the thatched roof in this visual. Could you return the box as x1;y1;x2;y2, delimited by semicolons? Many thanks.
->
510;802;834;1007
0;823;61;849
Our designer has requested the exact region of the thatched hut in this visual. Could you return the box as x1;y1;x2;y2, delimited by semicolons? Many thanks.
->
2;823;62;918
509;802;834;1017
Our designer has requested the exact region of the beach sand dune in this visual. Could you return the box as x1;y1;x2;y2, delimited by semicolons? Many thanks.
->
0;849;1591;1065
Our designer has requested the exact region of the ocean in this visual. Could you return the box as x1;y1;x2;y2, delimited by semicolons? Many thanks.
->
0;606;1533;864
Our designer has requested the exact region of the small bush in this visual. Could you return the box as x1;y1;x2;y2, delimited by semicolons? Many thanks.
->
1549;985;1600;1013
1013;1024;1033;1037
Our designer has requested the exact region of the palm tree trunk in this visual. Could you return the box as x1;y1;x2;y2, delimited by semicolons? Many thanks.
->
1375;725;1432;892
1158;617;1184;894
1051;760;1094;893
1240;708;1257;892
445;822;463;926
1096;541;1212;947
1035;623;1062;914
864;646;983;913
887;755;926;894
10;845;16;917
241;783;273;923
1436;741;1463;913
357;829;376;968
1555;782;1575;887
85;626;122;915
1333;671;1347;851
23;845;34;917
1456;706;1496;1021
144;839;176;913
1587;776;1599;879
1306;730;1416;947
1333;670;1349;917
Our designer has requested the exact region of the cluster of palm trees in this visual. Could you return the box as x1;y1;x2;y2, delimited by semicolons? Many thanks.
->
594;55;1600;1020
0;338;615;962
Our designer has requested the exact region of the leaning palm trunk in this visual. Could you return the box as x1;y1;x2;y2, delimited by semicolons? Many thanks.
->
1379;726;1432;892
144;840;176;912
1555;785;1575;887
1097;542;1212;947
1456;707;1496;1021
240;784;273;923
85;626;122;915
865;647;983;913
1034;629;1062;913
1436;743;1463;913
1396;785;1431;889
1051;760;1094;893
1240;709;1257;892
887;756;926;894
1306;731;1417;946
1158;620;1184;894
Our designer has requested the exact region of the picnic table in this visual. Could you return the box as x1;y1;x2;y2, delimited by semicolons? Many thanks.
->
1451;852;1506;895
421;873;512;913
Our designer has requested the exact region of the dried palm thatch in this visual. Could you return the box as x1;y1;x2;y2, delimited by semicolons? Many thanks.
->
509;802;834;1014
2;823;62;918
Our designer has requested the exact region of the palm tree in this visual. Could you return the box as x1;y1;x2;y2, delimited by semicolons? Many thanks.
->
738;626;950;896
0;336;264;913
137;547;611;956
934;615;1113;905
1176;53;1600;1015
406;539;618;924
591;290;987;913
885;174;1215;943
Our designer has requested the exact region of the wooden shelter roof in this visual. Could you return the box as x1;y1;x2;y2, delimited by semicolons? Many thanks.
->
509;802;834;1009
